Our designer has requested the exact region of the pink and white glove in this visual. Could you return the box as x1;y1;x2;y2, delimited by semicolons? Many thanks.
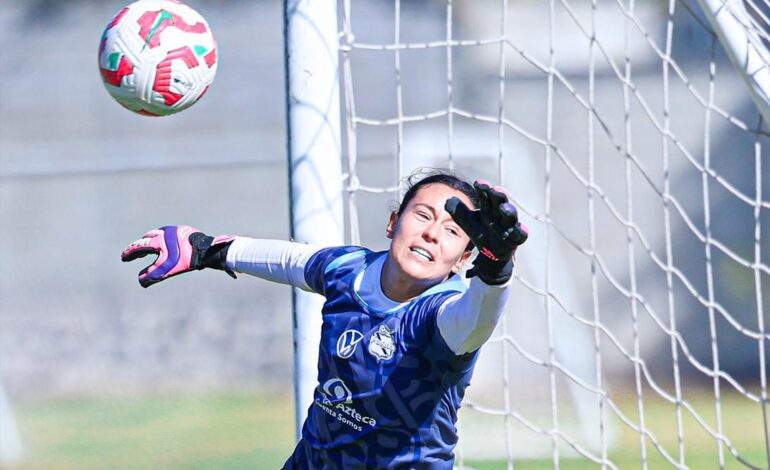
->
121;225;236;288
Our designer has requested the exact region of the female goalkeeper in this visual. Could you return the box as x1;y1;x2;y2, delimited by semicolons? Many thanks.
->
121;170;528;469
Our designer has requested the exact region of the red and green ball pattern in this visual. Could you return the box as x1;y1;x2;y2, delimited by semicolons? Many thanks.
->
98;0;217;116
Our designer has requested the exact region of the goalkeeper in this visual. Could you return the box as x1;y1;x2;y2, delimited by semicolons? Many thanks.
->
121;169;528;469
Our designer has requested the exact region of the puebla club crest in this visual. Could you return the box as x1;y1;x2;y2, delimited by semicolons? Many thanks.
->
368;324;396;361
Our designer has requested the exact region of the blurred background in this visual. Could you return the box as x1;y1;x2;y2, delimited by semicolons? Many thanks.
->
1;0;769;468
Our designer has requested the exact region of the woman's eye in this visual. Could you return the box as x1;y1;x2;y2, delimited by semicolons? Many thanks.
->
417;212;430;220
447;227;459;236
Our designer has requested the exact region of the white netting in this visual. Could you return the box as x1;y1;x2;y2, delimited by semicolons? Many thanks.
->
339;0;770;467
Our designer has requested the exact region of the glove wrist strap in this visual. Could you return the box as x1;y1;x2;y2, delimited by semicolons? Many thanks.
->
189;233;237;279
468;254;513;285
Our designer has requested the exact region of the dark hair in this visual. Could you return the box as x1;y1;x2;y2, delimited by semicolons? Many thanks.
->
397;168;479;216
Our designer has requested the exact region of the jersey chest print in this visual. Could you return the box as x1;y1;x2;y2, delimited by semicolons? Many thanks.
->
368;324;396;360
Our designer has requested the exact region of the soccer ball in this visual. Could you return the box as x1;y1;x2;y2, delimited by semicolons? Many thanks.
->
98;0;218;116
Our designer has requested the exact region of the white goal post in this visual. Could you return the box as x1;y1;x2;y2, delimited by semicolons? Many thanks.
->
0;379;22;465
286;0;770;467
284;0;345;437
697;0;770;124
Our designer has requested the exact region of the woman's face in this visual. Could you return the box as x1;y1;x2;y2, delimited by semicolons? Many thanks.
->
386;183;474;288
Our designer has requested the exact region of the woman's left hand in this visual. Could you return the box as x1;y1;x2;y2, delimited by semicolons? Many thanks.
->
445;180;528;285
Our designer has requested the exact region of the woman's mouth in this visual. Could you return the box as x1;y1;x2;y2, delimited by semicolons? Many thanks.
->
410;247;433;262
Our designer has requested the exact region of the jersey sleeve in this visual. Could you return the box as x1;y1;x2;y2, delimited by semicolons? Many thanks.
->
303;246;368;296
402;293;478;373
436;277;512;355
225;237;320;291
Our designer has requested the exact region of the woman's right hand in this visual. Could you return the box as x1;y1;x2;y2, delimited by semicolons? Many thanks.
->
121;225;236;288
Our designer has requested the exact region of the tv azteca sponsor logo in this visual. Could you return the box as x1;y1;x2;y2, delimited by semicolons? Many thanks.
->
315;378;377;431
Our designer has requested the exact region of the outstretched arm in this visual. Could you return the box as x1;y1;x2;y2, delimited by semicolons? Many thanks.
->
436;278;510;355
225;237;320;291
122;225;321;290
438;180;528;355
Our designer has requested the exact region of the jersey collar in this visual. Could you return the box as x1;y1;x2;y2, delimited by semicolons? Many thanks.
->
352;252;467;317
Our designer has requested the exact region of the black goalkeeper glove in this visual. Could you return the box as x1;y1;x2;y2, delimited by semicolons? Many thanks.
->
445;180;528;285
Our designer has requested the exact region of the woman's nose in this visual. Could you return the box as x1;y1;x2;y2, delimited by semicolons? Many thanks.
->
422;223;440;243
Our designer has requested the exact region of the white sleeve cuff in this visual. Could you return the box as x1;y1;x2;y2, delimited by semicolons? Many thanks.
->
225;237;321;292
436;277;512;355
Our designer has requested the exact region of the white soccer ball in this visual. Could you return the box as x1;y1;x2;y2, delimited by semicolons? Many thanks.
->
98;0;218;116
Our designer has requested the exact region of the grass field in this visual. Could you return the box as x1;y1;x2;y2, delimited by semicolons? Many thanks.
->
4;390;768;469
8;393;295;470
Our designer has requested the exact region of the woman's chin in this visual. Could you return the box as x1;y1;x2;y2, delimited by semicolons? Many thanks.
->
399;261;447;285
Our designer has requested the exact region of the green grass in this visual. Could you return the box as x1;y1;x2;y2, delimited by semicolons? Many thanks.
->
4;390;768;469
458;390;769;469
8;392;295;469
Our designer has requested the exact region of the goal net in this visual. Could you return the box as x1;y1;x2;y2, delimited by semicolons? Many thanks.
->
336;0;770;467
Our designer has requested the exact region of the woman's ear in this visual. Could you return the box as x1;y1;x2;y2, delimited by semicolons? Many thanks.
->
451;249;474;273
386;211;398;239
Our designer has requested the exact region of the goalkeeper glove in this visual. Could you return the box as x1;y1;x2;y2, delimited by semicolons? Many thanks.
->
121;225;236;288
445;180;528;285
